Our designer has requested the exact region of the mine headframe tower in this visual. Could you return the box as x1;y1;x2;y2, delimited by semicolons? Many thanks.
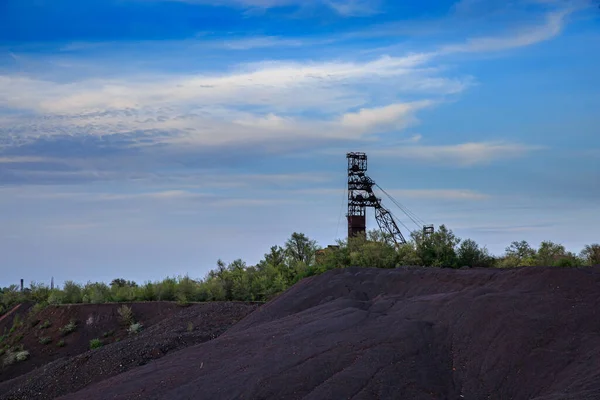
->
346;152;433;247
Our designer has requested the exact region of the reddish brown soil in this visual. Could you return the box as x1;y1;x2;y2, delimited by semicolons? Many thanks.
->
0;302;189;383
0;301;259;398
50;266;600;400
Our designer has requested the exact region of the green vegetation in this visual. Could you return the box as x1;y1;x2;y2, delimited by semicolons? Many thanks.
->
3;349;29;366
1;230;598;314
57;340;66;347
127;322;143;335
39;320;51;330
117;305;134;326
89;338;102;350
59;320;77;336
39;336;51;345
102;330;115;338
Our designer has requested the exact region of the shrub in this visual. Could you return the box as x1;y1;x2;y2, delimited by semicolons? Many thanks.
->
3;351;16;366
30;302;49;315
30;319;40;328
9;314;22;334
47;290;65;305
16;350;29;362
102;330;115;338
89;338;102;350
57;340;66;347
39;336;51;345
39;320;51;330
3;350;29;366
187;322;194;332
63;281;83;304
117;305;134;326
128;322;143;335
60;320;77;336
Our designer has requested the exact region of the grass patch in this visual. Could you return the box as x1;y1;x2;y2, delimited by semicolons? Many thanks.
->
59;320;77;336
117;305;134;326
39;320;52;330
3;350;29;367
39;336;52;345
89;338;102;350
128;322;143;335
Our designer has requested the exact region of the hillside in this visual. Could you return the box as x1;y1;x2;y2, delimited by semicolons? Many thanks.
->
0;302;259;399
34;266;600;400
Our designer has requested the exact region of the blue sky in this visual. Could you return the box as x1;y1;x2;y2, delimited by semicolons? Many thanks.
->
1;0;599;287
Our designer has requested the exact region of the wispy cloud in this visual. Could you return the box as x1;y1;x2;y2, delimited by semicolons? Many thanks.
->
440;7;578;53
384;189;491;201
160;0;381;16
371;142;544;166
219;36;306;50
292;187;490;201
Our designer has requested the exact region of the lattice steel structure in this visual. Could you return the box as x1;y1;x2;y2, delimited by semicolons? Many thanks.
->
346;152;407;246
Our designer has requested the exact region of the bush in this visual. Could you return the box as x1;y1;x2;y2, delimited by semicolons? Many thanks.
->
3;350;29;366
29;301;48;316
117;305;134;326
60;320;77;336
102;330;115;338
39;336;51;345
57;340;66;347
3;351;17;366
47;290;65;305
89;338;102;350
128;322;143;335
187;322;194;332
16;350;29;362
39;320;51;330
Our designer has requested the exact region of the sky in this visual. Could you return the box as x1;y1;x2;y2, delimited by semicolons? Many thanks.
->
0;0;599;287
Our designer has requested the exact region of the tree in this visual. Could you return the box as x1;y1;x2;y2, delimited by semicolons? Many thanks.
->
500;240;537;267
285;232;320;266
457;239;495;268
581;244;600;266
536;241;567;266
263;246;286;268
412;225;460;268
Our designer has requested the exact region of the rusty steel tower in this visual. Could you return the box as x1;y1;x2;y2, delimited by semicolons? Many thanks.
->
346;152;433;246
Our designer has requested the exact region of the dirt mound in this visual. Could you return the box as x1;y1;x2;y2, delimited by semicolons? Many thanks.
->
55;266;600;400
0;302;259;399
0;301;191;383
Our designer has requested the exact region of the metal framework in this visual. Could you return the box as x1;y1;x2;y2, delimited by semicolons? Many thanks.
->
346;152;407;246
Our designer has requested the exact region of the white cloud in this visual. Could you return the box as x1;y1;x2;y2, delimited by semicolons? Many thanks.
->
384;189;491;201
161;0;381;16
220;36;306;50
440;8;574;53
0;53;445;117
339;101;433;133
0;156;51;163
291;187;490;201
371;142;544;166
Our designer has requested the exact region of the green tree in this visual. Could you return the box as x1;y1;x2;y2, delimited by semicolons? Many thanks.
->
63;281;83;304
285;232;320;266
412;225;460;268
457;239;495;268
500;240;537;267
580;244;600;265
536;241;567;266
